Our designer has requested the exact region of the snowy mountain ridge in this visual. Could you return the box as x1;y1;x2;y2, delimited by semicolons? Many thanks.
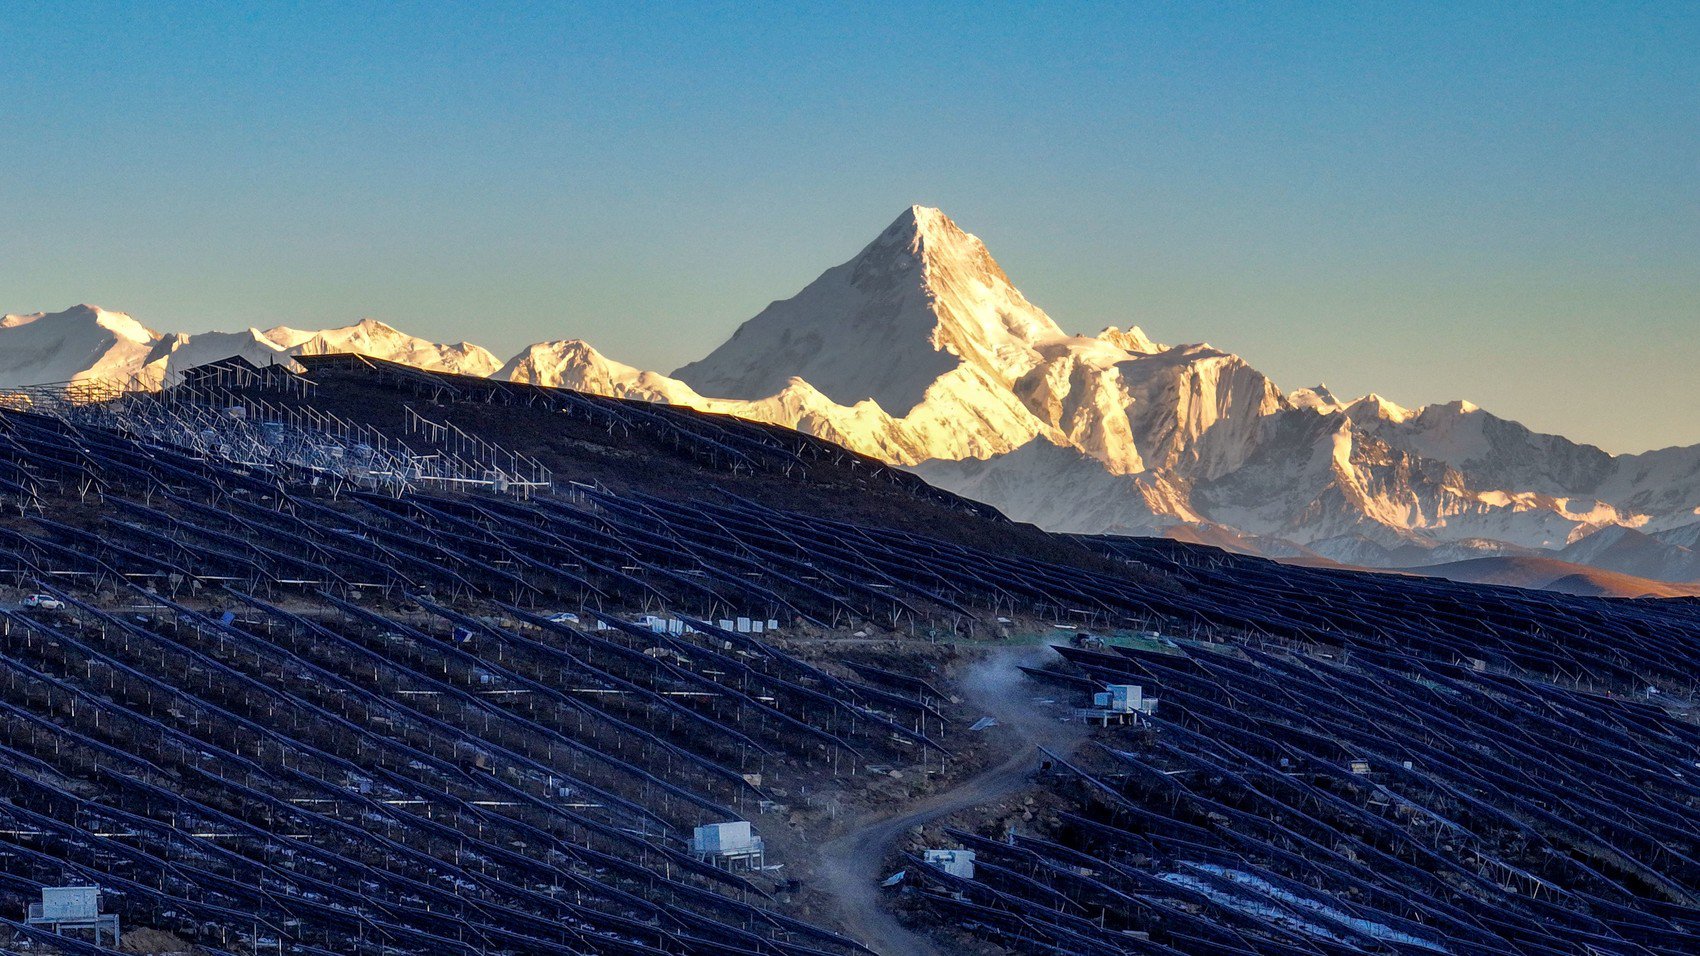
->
5;207;1699;583
0;305;500;388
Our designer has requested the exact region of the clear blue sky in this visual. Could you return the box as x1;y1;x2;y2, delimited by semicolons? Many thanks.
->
3;2;1695;452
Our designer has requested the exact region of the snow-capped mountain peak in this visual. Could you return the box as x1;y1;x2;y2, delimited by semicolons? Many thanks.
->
499;339;710;406
675;206;1066;415
1;303;147;337
1096;326;1162;355
1349;393;1415;423
6;204;1699;586
1288;383;1343;412
0;304;166;384
0;308;500;388
262;318;500;377
662;207;1700;580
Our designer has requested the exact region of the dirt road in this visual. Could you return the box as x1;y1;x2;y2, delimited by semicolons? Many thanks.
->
814;646;1085;956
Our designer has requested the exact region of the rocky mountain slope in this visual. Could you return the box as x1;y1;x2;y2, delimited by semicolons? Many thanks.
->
5;207;1698;583
1402;555;1700;599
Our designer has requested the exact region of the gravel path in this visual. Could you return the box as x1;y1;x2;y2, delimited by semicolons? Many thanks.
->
815;647;1085;955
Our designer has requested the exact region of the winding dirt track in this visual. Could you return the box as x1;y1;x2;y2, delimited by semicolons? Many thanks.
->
814;648;1085;956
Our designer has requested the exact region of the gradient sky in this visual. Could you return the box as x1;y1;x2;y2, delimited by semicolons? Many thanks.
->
3;2;1695;452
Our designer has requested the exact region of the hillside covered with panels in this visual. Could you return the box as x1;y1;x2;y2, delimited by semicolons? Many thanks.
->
0;359;1697;955
909;543;1700;954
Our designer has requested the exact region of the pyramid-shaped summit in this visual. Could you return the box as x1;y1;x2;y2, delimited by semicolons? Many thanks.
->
673;205;1064;415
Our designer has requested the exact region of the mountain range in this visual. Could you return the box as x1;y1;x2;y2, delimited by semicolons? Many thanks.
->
6;206;1699;591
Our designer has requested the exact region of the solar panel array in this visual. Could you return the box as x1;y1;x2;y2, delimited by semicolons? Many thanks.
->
0;407;939;955
908;637;1700;954
899;543;1700;954
4;358;1700;955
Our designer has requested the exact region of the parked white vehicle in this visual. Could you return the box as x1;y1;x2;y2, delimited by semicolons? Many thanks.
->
22;594;65;610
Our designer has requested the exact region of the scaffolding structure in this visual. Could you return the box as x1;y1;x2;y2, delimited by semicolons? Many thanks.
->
0;366;551;498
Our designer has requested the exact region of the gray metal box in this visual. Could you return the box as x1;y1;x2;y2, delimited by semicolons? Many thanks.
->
693;821;755;854
41;886;100;922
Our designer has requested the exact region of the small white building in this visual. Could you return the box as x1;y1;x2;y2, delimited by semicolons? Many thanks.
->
26;886;119;947
691;821;765;870
1079;683;1158;725
924;849;976;879
1093;684;1144;713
